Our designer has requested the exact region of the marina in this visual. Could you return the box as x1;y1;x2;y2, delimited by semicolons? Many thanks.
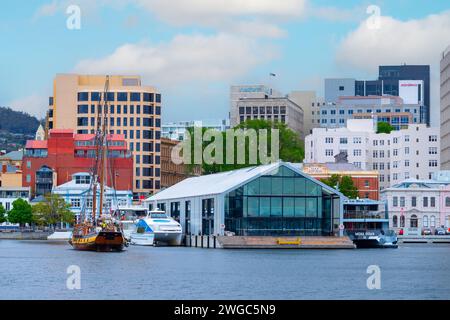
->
0;240;449;300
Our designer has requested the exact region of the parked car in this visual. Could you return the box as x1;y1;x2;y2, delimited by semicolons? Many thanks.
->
446;228;450;235
422;228;432;236
434;227;446;236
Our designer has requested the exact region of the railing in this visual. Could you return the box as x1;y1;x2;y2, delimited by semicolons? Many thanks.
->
344;211;387;219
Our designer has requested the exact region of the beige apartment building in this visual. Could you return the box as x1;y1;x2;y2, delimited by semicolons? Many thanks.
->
46;74;162;197
441;46;450;170
288;91;323;136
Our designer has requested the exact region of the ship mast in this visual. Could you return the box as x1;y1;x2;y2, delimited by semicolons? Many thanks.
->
92;76;110;223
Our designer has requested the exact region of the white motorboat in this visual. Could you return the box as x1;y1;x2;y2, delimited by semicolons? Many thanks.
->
115;206;148;241
137;209;182;246
130;219;155;246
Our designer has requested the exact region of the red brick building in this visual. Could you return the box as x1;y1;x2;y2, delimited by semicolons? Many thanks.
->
302;162;380;200
22;129;133;197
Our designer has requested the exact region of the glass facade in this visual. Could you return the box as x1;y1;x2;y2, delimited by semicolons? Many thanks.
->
224;166;339;236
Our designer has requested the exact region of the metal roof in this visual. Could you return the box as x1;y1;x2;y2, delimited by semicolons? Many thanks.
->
146;162;346;202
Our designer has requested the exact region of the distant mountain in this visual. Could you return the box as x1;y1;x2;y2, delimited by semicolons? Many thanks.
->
0;107;41;135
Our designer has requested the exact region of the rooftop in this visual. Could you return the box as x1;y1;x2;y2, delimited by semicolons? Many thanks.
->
146;162;345;202
0;150;24;161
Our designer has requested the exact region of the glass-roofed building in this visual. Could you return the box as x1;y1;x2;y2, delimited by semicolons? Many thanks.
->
145;162;346;237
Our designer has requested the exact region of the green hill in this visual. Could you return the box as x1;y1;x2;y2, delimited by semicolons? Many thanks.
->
0;107;41;135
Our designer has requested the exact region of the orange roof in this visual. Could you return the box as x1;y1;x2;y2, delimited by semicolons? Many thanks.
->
74;134;126;141
25;140;48;149
49;129;74;134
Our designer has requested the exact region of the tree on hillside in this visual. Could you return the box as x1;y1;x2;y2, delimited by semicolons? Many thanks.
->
377;122;395;134
321;175;359;199
184;119;305;174
32;194;74;229
0;204;6;224
7;199;33;227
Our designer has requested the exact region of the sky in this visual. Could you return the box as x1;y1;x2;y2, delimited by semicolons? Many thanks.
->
0;0;449;126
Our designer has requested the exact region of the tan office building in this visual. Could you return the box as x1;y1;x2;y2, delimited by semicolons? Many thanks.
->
441;46;450;170
46;74;162;198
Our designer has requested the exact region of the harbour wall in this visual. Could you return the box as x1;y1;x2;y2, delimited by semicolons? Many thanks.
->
0;231;51;240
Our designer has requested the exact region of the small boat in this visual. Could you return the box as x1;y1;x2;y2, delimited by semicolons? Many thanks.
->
137;209;182;246
115;206;148;241
130;219;155;246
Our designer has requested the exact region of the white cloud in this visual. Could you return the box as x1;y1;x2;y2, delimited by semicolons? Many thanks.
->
135;0;307;24
336;11;450;126
74;33;278;86
336;11;450;72
9;94;48;119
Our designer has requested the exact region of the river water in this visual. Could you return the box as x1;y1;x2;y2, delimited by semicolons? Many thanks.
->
0;240;449;300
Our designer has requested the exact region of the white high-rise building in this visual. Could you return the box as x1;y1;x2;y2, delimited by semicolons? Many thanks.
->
305;119;441;190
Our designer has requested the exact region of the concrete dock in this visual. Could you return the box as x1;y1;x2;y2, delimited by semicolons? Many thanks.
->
398;235;450;244
187;235;356;249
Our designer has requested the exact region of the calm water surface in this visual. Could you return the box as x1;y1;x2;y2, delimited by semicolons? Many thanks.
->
0;240;449;300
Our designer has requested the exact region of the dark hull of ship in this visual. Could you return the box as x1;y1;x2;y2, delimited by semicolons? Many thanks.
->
353;238;398;249
70;231;126;252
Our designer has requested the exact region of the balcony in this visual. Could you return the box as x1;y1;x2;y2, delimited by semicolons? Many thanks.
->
344;210;388;220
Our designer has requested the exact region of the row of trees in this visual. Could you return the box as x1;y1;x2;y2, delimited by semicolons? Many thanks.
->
0;194;74;228
186;119;305;174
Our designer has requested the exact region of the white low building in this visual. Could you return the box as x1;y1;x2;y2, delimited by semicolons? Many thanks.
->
305;119;441;190
381;171;450;235
52;172;133;220
0;187;31;211
144;162;346;237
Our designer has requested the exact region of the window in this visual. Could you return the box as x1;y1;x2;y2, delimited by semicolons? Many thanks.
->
130;92;141;101
353;137;362;144
429;147;438;155
411;196;417;207
340;138;348;144
325;149;334;156
71;198;81;208
77;92;89;101
446;197;450;207
423;216;428;227
429;135;437;142
429;160;438;167
353;149;362;156
400;197;405;207
393;215;398;228
91;92;101;102
75;175;91;184
430;215;436;227
117;92;128;101
77;117;88;126
325;137;333;143
77;105;88;114
410;215;418;228
423;197;428;207
339;86;345;91
400;215;405;227
431;197;436;207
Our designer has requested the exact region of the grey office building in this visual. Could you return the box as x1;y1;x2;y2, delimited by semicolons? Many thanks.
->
441;46;450;170
230;85;304;138
325;65;431;125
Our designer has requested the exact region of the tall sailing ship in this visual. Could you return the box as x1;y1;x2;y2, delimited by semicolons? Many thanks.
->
69;76;127;252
